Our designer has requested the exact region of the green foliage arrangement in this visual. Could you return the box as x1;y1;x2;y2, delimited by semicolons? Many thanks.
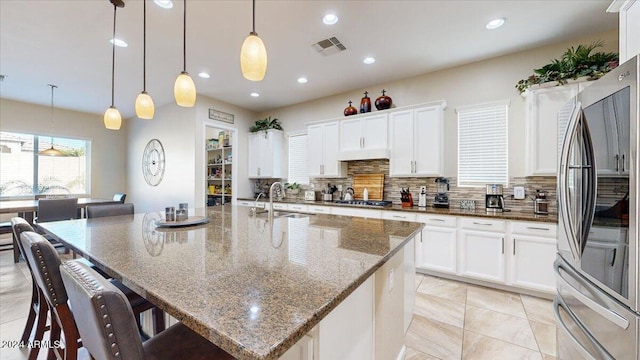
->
249;116;283;135
516;41;618;94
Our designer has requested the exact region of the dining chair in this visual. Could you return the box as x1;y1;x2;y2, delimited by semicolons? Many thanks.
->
86;203;134;218
60;260;235;360
19;231;164;360
34;198;79;254
10;218;49;357
113;193;126;203
36;198;79;222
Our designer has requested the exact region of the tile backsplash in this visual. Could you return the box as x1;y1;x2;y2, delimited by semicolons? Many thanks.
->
306;159;559;214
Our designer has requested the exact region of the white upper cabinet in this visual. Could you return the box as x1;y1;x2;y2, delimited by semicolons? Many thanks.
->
525;81;592;176
248;129;284;179
609;0;640;62
389;102;445;177
307;122;347;178
338;113;389;161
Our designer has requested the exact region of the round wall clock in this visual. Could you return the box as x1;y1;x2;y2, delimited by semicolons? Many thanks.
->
142;139;165;186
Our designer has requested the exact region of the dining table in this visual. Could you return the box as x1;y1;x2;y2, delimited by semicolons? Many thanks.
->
36;205;423;360
1;197;119;262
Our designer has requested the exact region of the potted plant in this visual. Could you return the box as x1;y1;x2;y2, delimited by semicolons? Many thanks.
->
516;41;618;94
249;116;283;137
284;182;301;195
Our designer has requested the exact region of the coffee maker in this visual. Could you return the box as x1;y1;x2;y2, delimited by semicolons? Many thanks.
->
433;178;450;208
485;184;504;212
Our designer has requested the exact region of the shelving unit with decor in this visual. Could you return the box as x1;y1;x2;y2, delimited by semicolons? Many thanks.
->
206;135;232;206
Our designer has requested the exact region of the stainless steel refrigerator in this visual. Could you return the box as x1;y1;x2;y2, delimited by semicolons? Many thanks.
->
555;55;639;359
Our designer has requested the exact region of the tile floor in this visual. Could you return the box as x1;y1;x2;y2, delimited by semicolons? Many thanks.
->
0;249;556;360
405;274;557;360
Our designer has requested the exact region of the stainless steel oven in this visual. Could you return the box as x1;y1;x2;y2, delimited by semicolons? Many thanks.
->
556;55;639;359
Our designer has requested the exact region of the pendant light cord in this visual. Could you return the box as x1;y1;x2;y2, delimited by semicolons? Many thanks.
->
143;0;146;92
48;84;57;132
182;0;186;72
252;0;256;33
111;4;117;107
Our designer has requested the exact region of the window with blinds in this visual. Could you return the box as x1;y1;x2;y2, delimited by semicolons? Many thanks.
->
288;133;309;185
457;100;509;187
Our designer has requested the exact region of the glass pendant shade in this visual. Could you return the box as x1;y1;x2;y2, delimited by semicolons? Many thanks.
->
39;146;64;157
104;106;122;130
135;91;155;119
240;32;267;81
174;71;196;107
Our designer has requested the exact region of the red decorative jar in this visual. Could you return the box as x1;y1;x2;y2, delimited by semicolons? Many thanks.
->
344;101;358;116
375;89;392;110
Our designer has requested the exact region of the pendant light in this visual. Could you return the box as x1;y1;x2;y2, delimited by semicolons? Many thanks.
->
174;0;196;107
104;0;124;130
135;0;155;119
39;84;65;157
240;0;267;81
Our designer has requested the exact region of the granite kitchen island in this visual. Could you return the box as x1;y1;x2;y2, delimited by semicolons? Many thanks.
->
38;205;423;360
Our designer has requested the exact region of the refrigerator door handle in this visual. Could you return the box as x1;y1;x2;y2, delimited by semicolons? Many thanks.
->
555;260;630;329
558;102;582;259
553;297;614;360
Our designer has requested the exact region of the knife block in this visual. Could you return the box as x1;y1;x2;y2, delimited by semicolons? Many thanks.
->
401;193;413;207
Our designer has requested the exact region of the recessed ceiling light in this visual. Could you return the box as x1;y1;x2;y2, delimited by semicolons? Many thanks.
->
154;0;173;9
297;77;308;84
198;72;210;79
110;38;128;47
323;14;338;25
363;57;376;65
486;18;506;29
250;92;260;97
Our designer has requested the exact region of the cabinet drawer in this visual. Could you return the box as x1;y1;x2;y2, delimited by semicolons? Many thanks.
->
237;200;264;208
330;207;382;219
460;218;505;232
511;221;557;237
382;211;417;222
272;203;288;211
308;206;331;214
416;214;456;228
288;204;309;212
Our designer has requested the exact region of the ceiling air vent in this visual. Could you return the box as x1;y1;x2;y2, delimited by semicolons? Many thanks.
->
312;36;347;56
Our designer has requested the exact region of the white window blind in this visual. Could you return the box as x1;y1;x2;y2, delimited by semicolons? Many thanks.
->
457;101;509;187
288;133;309;185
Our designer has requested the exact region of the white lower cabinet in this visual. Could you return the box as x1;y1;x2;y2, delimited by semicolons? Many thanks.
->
508;221;558;293
415;214;457;274
459;229;506;283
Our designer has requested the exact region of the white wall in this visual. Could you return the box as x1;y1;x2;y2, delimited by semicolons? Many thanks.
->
126;95;256;213
0;98;127;198
260;30;618;178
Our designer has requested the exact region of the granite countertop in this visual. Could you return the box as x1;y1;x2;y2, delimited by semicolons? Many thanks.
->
238;197;559;224
39;206;423;360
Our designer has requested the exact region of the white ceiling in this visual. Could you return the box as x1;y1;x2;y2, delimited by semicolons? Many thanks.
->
0;0;618;119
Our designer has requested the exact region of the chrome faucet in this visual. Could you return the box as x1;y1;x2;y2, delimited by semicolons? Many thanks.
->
269;182;286;213
250;192;267;216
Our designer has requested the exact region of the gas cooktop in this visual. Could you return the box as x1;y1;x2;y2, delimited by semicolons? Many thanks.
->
333;200;393;207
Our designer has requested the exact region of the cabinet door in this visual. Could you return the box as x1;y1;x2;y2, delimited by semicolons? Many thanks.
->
510;235;556;293
526;84;579;175
389;110;414;176
322;122;343;177
259;132;274;177
459;230;505;283
248;133;261;178
307;124;324;177
339;118;363;152
362;114;388;150
414;106;443;176
418;226;456;274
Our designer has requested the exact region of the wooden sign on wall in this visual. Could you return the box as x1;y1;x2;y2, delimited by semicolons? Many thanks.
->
208;109;234;124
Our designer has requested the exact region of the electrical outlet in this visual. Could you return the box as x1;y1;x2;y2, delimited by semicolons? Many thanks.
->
388;268;394;292
337;184;343;191
513;186;526;200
